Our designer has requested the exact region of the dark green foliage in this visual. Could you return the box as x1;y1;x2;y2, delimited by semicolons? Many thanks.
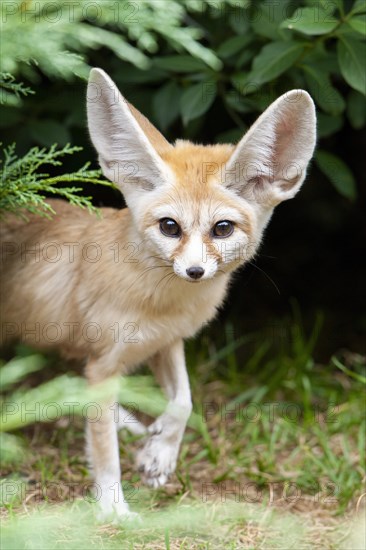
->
0;0;365;202
0;71;113;215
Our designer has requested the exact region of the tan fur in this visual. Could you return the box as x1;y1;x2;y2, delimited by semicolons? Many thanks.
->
0;68;316;520
127;101;172;154
160;141;234;190
1;196;229;364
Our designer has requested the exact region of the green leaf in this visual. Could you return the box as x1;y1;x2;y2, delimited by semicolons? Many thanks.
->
251;0;292;40
247;41;304;85
348;15;366;35
315;150;356;198
332;356;366;383
0;355;46;391
337;37;366;95
225;94;255;114
350;0;366;15
304;0;337;10
317;113;343;137
281;7;339;35
231;73;249;93
215;128;244;144
167;30;222;71
180;82;217;125
152;56;208;73
236;47;256;69
117;66;168;84
303;64;345;114
334;0;345;11
347;89;366;128
303;43;340;73
153;81;182;131
29;121;70;147
229;10;251;35
217;35;253;59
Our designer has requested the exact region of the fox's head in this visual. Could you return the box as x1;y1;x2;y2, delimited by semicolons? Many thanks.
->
87;69;316;283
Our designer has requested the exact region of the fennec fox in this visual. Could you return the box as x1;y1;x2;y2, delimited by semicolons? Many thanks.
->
0;68;316;520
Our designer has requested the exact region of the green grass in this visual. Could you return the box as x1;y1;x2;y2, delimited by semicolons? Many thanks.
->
0;315;365;548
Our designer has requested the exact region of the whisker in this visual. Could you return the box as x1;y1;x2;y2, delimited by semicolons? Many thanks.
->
161;272;178;293
154;271;178;293
124;265;171;294
248;261;280;295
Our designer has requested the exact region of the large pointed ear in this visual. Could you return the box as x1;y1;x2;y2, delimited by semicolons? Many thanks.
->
223;90;316;206
87;68;173;195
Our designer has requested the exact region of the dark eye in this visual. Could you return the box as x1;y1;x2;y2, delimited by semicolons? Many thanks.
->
159;218;181;238
212;220;234;238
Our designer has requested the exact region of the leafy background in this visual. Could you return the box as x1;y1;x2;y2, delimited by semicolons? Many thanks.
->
1;0;365;351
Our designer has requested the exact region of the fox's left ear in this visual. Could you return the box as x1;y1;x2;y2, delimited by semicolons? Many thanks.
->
223;90;316;206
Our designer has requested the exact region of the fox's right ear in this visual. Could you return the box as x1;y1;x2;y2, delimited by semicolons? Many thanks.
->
87;68;172;197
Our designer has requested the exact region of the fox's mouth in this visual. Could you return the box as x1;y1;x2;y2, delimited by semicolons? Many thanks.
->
179;271;217;283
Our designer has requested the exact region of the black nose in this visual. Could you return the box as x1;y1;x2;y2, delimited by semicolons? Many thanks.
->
186;266;204;280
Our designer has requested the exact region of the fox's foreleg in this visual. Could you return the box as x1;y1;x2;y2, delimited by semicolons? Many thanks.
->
136;339;192;487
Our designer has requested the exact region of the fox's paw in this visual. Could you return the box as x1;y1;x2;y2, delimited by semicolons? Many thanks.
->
136;440;178;488
136;413;185;487
96;501;141;525
136;431;180;488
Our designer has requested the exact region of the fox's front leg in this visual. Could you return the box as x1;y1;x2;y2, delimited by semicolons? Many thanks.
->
136;339;192;487
85;359;134;521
